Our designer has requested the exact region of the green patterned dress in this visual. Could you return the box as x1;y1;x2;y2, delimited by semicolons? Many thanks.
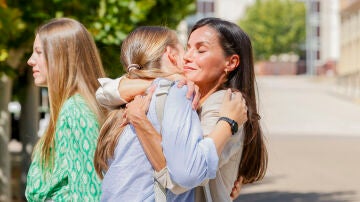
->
26;94;102;202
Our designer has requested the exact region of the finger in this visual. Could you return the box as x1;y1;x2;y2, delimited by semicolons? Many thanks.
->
235;182;240;189
239;176;244;183
223;88;232;103
232;91;243;101
119;119;128;127
147;84;157;96
122;109;127;118
134;94;142;101
230;188;237;199
192;86;200;109
186;81;195;99
177;79;186;88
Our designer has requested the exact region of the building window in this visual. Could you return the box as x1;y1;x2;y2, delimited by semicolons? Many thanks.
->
316;1;320;12
311;1;320;13
197;0;214;14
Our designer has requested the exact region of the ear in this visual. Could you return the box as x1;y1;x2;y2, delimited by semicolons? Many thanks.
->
166;46;178;67
225;54;240;72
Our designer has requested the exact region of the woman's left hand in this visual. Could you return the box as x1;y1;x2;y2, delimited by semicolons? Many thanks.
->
219;89;248;126
122;84;156;126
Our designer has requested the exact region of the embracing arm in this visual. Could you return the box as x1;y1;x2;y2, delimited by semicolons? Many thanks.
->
128;88;247;166
126;85;247;193
96;76;200;109
207;89;247;155
126;106;166;171
160;84;219;188
118;77;152;101
96;76;151;108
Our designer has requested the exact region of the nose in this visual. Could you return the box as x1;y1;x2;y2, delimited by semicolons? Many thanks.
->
183;48;193;63
27;55;35;67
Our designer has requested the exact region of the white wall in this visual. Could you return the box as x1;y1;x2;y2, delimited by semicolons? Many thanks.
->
215;0;255;22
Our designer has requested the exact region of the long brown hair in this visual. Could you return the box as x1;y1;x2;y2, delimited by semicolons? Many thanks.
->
94;26;181;178
34;18;105;170
191;18;268;184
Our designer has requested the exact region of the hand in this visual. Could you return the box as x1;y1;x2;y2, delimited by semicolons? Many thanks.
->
122;84;156;126
230;176;243;200
177;79;200;109
219;89;248;126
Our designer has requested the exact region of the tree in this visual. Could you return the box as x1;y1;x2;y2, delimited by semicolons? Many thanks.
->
239;0;306;60
0;3;25;201
0;0;195;200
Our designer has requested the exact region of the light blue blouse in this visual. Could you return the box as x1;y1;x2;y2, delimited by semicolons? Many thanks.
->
100;78;218;201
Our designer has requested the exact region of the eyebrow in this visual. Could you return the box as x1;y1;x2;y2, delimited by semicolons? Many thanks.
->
187;41;211;47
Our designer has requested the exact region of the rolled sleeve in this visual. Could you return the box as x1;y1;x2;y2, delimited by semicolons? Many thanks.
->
96;77;127;109
154;167;189;194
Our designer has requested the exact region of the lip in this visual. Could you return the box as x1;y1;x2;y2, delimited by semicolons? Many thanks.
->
183;66;197;71
32;70;39;76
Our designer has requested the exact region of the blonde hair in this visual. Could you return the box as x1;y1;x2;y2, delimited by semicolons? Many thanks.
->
94;26;180;178
35;18;105;169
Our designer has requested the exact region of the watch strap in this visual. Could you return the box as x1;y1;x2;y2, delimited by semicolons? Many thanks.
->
217;116;238;135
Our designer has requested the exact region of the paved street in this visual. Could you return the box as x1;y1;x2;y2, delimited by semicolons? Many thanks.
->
235;76;360;202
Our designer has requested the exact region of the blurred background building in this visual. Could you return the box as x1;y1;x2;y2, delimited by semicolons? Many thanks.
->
337;0;360;99
307;0;339;76
183;0;340;76
183;0;255;30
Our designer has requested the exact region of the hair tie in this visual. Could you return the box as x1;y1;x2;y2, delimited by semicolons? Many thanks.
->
127;64;141;72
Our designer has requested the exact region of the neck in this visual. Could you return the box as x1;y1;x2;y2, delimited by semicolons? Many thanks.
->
199;88;217;106
198;81;225;106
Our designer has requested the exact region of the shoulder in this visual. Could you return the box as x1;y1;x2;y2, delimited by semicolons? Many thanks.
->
57;94;98;129
153;78;188;97
60;94;93;115
200;90;226;111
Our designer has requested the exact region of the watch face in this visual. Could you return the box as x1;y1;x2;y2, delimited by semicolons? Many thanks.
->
232;121;238;134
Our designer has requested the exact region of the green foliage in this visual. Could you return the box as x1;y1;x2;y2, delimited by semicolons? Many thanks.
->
239;0;305;60
1;0;195;78
89;0;196;77
0;5;25;77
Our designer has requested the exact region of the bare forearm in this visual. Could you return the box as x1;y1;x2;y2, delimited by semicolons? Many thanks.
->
207;121;232;156
118;77;152;102
131;115;166;171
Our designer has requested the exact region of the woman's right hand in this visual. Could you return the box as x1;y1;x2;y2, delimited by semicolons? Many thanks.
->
219;89;248;126
230;176;244;200
122;84;156;126
177;79;200;110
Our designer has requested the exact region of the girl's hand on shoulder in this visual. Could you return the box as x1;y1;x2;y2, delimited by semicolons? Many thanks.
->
219;89;248;126
177;79;200;110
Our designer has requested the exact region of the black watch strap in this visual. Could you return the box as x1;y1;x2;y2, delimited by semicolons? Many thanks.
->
217;117;238;135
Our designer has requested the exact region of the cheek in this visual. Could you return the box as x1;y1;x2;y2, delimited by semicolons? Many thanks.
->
40;58;47;72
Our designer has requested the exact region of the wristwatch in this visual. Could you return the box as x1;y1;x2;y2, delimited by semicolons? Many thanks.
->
217;117;238;135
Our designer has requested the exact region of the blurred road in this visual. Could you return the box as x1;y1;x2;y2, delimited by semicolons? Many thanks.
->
235;76;360;202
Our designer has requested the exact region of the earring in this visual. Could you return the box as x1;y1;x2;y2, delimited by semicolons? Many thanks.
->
225;69;228;75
